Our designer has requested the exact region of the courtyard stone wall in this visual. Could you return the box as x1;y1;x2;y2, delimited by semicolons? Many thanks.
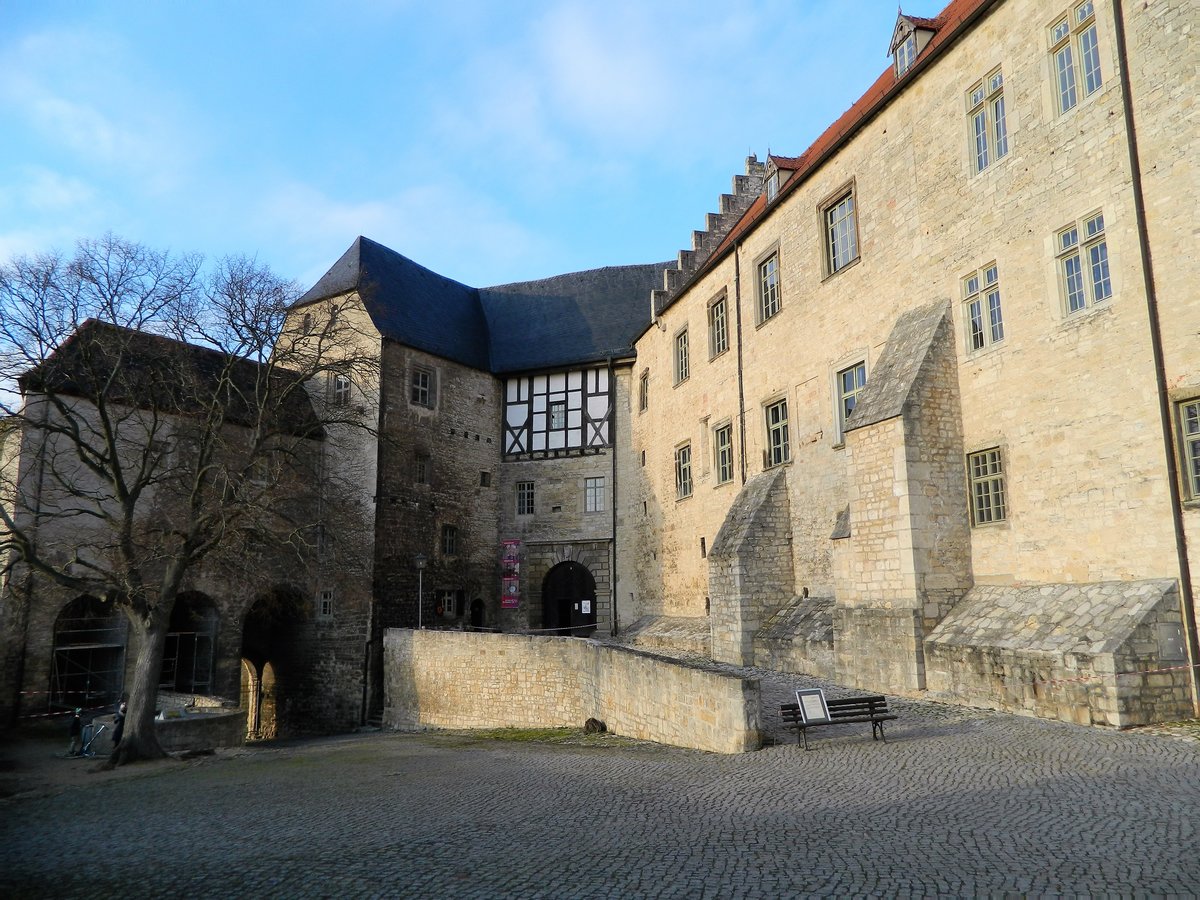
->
383;628;761;753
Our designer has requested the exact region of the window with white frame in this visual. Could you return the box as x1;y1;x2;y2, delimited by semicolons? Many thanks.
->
963;264;1005;351
675;444;693;499
836;362;867;442
516;480;535;516
1051;1;1102;115
639;371;649;412
548;400;567;430
674;328;690;384
708;295;728;358
411;366;434;407
714;423;734;485
766;170;780;202
758;252;781;322
824;188;859;275
765;399;789;468
1057;212;1111;315
895;32;918;76
317;590;334;620
584;476;605;512
968;448;1007;525
1179;400;1200;500
968;69;1008;173
329;372;352;407
441;524;458;556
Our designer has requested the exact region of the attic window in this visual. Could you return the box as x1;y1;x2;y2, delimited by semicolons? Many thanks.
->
766;170;780;203
895;33;917;75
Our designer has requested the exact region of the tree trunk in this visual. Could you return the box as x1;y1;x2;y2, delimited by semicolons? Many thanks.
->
109;613;169;765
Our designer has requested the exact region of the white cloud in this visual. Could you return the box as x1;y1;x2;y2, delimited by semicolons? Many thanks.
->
532;3;679;142
0;29;201;194
255;179;554;288
14;166;97;213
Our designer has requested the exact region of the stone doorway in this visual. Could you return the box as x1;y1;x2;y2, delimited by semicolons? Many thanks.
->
239;586;303;739
541;562;597;636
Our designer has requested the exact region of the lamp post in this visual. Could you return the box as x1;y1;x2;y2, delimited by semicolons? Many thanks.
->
414;553;427;630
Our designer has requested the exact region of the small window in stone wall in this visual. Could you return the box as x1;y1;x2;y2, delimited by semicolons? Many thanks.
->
317;590;334;620
585;477;605;513
1179;398;1200;499
479;471;491;488
441;524;458;556
516;480;534;516
967;447;1007;525
411;366;435;407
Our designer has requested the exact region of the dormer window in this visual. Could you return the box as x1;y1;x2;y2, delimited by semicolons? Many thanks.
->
766;169;780;203
890;12;937;78
896;33;917;75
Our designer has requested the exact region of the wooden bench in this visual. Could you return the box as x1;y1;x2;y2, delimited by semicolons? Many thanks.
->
780;694;897;750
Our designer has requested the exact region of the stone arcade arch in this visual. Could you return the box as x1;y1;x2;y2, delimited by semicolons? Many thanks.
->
541;562;597;637
239;585;305;740
49;595;127;712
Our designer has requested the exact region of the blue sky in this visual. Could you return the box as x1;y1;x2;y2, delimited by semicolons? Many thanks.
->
1;0;910;291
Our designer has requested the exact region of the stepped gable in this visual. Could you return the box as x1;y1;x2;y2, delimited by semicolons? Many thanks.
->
295;236;491;371
651;155;767;320
673;0;987;293
480;262;669;375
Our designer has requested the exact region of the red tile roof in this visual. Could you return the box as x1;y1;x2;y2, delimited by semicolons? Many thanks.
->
693;0;997;284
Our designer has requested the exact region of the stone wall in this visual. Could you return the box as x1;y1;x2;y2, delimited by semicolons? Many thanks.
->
925;580;1191;726
622;0;1196;722
707;469;793;665
753;594;835;678
834;303;970;693
373;341;503;632
383;629;761;753
497;450;615;633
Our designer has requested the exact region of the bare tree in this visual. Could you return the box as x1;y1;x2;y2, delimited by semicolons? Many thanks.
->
0;234;377;764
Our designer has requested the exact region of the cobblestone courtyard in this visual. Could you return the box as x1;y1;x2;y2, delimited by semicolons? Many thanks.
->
3;669;1199;898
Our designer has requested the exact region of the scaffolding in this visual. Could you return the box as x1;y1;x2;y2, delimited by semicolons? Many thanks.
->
49;615;128;713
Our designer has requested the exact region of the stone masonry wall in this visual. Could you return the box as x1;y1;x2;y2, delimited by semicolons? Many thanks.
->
497;451;614;633
708;469;793;665
383;629;761;753
925;580;1191;727
373;341;502;632
629;0;1188;625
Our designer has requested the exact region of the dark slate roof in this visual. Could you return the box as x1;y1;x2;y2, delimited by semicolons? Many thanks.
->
22;320;324;439
296;236;666;375
295;236;491;370
480;263;667;374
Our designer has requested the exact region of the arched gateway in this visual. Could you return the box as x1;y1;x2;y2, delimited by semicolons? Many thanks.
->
541;562;597;636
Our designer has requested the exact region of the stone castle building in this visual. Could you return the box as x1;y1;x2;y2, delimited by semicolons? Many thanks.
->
3;0;1197;732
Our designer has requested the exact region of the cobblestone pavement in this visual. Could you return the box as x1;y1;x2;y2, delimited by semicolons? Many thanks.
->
2;667;1198;898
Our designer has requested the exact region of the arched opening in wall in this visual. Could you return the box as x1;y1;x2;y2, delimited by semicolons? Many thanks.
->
240;586;304;740
239;658;280;740
239;658;259;737
541;562;597;637
160;591;219;695
49;595;128;713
